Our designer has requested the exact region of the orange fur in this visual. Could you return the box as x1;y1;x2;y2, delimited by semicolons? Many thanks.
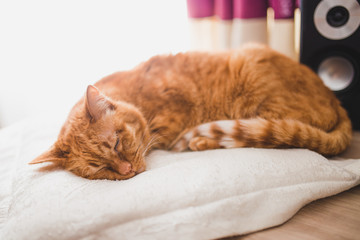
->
30;44;352;180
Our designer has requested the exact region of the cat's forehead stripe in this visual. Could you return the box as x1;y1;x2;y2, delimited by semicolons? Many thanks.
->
102;141;111;149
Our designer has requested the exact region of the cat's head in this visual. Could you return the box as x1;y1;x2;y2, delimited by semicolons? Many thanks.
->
29;85;151;180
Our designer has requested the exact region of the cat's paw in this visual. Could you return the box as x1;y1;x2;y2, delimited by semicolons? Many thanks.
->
188;136;221;151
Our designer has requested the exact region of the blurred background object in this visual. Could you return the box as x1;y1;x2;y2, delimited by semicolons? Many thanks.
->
187;0;216;51
0;0;190;128
268;0;296;60
0;0;300;128
214;0;233;50
3;0;358;130
300;0;360;129
187;0;299;59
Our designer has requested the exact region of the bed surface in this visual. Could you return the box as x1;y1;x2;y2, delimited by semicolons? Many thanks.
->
233;185;360;240
0;114;359;240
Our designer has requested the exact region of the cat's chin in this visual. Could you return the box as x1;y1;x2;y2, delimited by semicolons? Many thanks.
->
117;171;136;180
117;165;146;180
88;170;136;181
114;166;145;180
111;164;146;180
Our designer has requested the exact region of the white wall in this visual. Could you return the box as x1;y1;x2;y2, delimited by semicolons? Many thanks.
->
0;0;190;128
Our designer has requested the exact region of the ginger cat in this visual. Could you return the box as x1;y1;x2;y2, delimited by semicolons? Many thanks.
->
29;44;352;180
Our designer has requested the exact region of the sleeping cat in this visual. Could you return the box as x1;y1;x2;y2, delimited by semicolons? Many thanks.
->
29;44;352;180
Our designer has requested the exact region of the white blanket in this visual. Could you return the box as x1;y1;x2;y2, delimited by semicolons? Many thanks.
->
0;115;360;240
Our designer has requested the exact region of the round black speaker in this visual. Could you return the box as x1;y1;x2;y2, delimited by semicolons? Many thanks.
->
313;49;359;94
313;0;360;40
300;0;360;129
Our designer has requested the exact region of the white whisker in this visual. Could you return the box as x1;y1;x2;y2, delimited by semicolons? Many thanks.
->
142;134;161;157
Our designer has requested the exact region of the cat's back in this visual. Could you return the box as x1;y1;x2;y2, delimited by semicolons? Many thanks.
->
228;44;341;131
95;44;342;132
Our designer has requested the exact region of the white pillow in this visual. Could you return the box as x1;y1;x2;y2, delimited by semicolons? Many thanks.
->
0;116;359;240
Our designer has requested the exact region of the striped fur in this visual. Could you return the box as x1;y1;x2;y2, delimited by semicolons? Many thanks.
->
171;106;351;156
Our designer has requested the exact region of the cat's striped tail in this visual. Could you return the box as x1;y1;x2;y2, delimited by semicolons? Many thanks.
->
171;107;352;156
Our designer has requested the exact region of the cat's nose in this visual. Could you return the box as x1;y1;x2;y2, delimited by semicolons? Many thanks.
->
117;160;132;175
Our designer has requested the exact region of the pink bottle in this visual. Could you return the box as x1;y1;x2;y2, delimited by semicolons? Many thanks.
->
214;0;233;50
268;0;296;60
187;0;215;51
231;0;268;48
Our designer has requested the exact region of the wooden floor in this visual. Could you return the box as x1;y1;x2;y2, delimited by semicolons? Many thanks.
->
224;185;360;240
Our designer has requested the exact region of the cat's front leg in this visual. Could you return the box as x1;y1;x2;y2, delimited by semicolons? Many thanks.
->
170;121;232;152
171;133;223;152
188;136;221;151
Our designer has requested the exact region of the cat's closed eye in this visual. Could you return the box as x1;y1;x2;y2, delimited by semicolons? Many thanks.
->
88;162;100;167
114;138;120;151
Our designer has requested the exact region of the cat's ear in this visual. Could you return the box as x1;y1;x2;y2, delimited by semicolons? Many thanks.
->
29;146;65;165
85;85;114;121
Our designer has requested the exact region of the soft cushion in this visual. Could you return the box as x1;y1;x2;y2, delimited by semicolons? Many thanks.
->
0;115;359;239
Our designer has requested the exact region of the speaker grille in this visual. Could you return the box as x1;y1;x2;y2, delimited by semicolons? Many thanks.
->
314;0;360;40
318;56;355;91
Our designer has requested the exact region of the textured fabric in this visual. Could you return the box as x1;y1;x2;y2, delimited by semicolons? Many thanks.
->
0;116;359;240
